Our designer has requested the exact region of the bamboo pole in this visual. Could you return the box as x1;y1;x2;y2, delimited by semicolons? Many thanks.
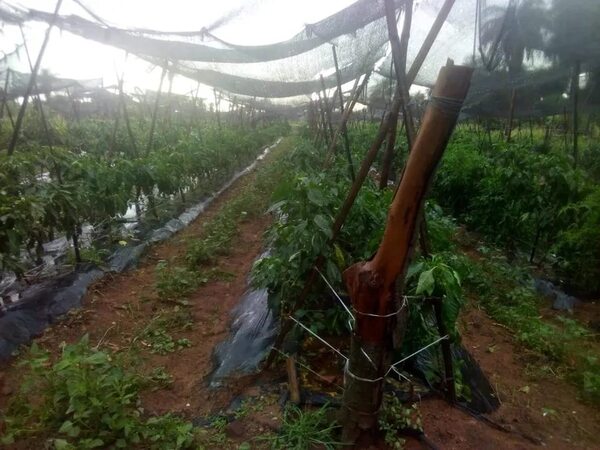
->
319;75;335;144
145;63;168;156
7;0;62;156
380;0;413;188
332;45;356;181
340;62;473;441
325;71;371;160
572;60;580;167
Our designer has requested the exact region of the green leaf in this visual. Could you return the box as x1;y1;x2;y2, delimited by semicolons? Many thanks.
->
59;420;80;438
313;215;332;238
416;269;435;296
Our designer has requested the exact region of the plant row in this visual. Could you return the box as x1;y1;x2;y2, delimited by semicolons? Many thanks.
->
0;116;290;275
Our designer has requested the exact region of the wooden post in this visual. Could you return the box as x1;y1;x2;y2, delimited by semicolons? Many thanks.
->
19;25;55;150
1;69;16;129
325;71;371;160
380;0;413;188
506;88;517;142
146;63;167;156
213;88;221;130
265;0;458;370
319;75;335;145
332;45;356;181
572;60;580;167
386;0;416;148
7;0;62;156
339;62;473;442
286;356;301;404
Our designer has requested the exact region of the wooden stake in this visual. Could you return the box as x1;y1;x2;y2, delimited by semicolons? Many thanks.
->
146;63;167;156
286;356;301;404
332;45;355;180
7;0;62;156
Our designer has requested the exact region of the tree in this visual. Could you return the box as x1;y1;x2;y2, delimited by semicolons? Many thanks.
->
546;0;600;166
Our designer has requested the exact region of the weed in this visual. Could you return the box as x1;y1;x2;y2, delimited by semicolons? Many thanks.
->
265;404;341;450
144;366;174;391
1;336;194;449
155;260;205;302
143;328;192;355
378;394;422;449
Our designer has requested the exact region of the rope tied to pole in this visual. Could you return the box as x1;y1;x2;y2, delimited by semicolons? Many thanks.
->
429;95;464;118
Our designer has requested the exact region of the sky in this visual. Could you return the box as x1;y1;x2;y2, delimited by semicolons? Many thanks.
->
0;0;479;103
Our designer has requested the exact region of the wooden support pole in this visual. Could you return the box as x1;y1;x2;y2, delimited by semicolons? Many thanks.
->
286;356;301;405
20;25;55;150
332;45;356;181
7;0;62;156
386;0;416;147
319;75;335;145
380;0;413;188
1;69;16;129
572;60;580;167
146;63;168;156
265;0;457;369
505;87;517;142
340;62;473;442
213;88;221;129
118;74;138;156
325;71;371;161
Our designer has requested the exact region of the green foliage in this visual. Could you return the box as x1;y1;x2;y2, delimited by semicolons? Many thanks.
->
266;404;341;450
553;187;600;294
0;119;285;275
378;394;422;449
252;138;392;333
1;336;194;449
142;328;192;355
429;129;600;293
144;367;174;390
155;260;205;302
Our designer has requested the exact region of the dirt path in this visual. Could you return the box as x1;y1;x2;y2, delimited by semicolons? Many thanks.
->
418;305;600;450
0;142;280;427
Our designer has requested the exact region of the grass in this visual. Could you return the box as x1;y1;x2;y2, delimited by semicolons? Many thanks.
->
456;246;600;405
264;404;341;450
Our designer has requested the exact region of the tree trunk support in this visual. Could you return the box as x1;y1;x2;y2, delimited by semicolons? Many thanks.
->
340;62;473;442
265;0;458;370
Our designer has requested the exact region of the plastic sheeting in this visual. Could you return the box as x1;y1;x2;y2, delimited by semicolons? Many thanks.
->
0;139;280;361
210;251;277;385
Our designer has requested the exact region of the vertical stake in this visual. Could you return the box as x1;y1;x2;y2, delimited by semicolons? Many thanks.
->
332;45;355;180
146;62;168;156
8;0;63;156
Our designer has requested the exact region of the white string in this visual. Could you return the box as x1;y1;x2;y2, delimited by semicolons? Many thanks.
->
386;334;449;375
352;295;408;318
289;315;348;361
315;267;354;322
